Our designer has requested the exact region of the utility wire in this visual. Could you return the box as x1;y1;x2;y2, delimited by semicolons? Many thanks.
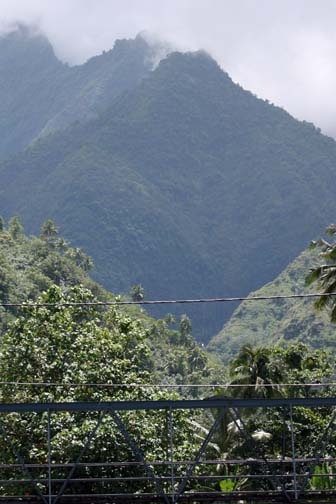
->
1;291;336;308
0;381;334;389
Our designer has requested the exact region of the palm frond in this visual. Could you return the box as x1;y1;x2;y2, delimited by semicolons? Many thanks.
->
306;267;324;285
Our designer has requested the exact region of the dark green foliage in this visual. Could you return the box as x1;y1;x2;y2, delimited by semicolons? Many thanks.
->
0;220;107;335
179;314;192;339
227;343;333;399
40;218;58;242
0;224;223;493
228;344;284;398
196;343;336;494
220;345;334;443
1;218;336;495
143;310;223;398
8;216;24;240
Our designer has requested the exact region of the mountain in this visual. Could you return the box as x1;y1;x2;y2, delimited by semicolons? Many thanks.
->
0;25;160;160
2;28;336;341
207;248;336;363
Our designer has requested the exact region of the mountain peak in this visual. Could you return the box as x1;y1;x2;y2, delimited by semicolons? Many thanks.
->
108;32;171;71
0;23;58;67
1;22;39;39
154;48;234;91
1;22;53;49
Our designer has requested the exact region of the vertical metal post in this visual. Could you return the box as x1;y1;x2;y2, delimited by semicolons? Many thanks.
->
169;407;175;503
47;409;52;504
282;407;286;460
289;404;298;500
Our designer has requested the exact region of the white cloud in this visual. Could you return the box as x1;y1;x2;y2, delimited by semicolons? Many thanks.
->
1;0;336;135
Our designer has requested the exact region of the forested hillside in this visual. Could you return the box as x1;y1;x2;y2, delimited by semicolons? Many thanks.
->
2;27;336;341
0;217;219;387
207;247;336;363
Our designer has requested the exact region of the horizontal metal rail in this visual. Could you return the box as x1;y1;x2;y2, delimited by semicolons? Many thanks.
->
1;490;336;503
1;396;336;413
0;456;333;469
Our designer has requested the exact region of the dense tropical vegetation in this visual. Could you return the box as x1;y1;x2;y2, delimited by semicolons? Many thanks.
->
0;217;219;388
0;284;200;495
0;218;221;495
2;25;336;498
0;219;336;497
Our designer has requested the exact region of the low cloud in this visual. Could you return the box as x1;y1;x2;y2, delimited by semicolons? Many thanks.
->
1;0;336;135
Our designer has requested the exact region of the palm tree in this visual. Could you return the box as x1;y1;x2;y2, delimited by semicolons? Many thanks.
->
130;284;145;302
229;345;284;398
306;224;336;321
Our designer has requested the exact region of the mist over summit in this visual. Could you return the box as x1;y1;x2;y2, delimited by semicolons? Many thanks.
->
0;25;168;159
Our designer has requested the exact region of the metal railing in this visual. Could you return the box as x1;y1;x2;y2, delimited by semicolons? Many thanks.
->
0;397;335;503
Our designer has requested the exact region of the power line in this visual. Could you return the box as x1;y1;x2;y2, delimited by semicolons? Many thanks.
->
1;291;335;308
0;381;334;389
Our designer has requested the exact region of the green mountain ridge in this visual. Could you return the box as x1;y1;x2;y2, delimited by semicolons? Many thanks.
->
0;26;160;159
2;29;336;340
207;248;336;363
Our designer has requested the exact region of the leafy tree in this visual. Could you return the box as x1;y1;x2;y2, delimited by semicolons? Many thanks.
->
275;343;333;397
0;285;195;495
230;344;335;449
8;216;24;240
165;313;176;325
40;218;58;244
0;220;219;390
179;314;192;344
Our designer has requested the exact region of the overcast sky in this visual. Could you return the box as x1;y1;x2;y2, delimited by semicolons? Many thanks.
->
1;0;336;135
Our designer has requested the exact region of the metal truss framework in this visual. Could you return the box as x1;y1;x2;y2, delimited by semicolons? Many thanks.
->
1;397;336;503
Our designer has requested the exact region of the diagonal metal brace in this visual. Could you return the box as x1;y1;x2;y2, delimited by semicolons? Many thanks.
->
111;411;170;504
0;418;48;504
174;407;228;502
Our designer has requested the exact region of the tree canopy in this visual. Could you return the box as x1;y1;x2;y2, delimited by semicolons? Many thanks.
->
0;284;197;495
